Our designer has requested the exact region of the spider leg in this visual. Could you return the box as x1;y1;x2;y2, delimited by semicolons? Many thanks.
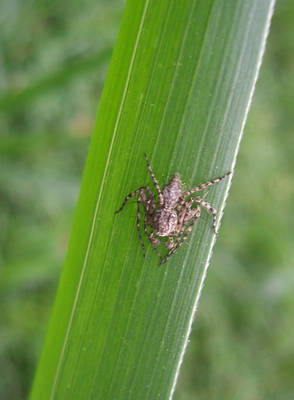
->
136;195;146;258
176;200;201;232
194;196;218;234
144;152;164;206
143;213;162;260
115;186;153;214
160;210;201;266
180;171;231;199
177;189;209;211
181;204;201;231
165;236;175;249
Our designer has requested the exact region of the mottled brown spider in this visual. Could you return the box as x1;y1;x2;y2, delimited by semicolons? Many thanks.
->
115;153;231;265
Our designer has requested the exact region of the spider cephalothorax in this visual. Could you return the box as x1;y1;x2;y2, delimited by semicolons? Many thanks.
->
115;153;230;265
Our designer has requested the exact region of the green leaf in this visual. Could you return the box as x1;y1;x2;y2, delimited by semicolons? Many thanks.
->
30;0;275;399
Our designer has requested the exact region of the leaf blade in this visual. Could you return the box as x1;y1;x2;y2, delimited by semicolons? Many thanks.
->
30;1;275;399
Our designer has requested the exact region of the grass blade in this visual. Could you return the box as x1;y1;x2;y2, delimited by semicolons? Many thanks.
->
30;0;275;399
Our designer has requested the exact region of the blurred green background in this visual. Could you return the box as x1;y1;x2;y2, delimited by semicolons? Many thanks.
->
0;0;293;399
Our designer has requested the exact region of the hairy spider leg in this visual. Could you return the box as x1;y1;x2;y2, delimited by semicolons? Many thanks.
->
187;201;201;223
178;192;209;215
179;195;218;234
181;171;231;199
174;197;201;236
147;232;163;260
115;186;153;214
194;196;218;234
144;153;164;206
136;194;146;258
140;206;162;260
160;208;201;265
166;236;175;249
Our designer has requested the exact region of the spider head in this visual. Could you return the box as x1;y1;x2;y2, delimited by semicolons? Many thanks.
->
153;208;177;236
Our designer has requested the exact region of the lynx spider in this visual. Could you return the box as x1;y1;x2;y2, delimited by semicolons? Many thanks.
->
115;153;231;265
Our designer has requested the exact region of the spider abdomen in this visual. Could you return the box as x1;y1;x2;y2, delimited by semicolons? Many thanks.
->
162;173;182;208
153;208;177;236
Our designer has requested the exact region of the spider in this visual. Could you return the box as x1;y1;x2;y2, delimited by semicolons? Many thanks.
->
115;153;231;265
